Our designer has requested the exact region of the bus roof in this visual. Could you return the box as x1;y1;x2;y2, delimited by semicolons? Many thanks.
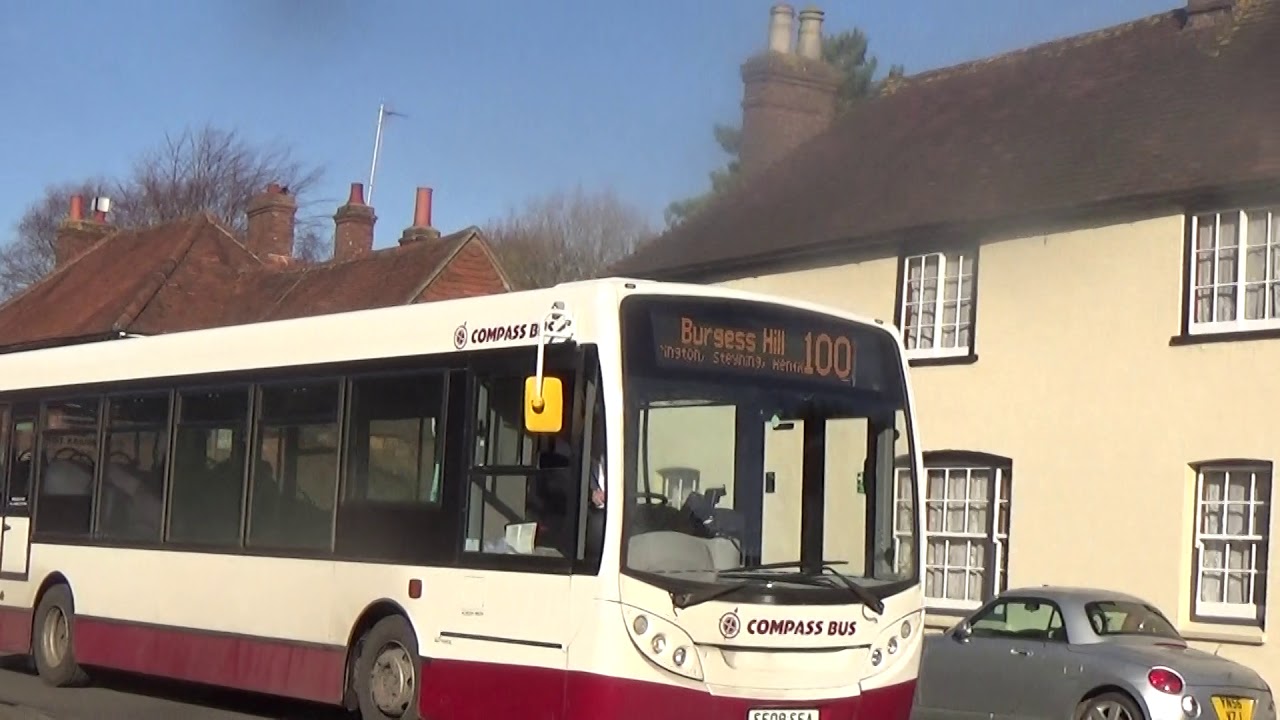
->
0;277;897;393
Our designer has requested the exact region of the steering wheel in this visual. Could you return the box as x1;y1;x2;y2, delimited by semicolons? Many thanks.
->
637;491;669;506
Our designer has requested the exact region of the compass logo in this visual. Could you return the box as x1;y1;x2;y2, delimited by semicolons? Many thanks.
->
453;324;468;350
719;611;741;639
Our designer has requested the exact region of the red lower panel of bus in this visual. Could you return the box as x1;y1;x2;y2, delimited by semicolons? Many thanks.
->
421;661;917;720
0;606;916;719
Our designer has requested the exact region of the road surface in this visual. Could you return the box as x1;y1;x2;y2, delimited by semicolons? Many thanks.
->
0;656;350;720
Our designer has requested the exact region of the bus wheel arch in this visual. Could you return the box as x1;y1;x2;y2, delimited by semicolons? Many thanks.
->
30;576;88;687
344;599;422;719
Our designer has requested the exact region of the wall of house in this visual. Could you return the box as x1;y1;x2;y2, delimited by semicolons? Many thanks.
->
715;212;1280;685
418;239;510;301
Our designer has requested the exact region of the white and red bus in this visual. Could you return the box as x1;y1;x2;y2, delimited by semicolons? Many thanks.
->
0;277;923;720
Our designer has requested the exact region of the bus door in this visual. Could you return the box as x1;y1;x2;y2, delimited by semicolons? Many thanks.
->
0;405;34;579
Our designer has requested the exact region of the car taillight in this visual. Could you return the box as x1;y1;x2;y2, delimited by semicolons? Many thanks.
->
1149;667;1185;694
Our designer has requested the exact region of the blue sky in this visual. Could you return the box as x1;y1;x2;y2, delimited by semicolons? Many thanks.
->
0;0;1175;250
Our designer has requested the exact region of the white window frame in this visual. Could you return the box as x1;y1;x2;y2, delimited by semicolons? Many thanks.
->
1187;209;1280;335
898;251;976;360
895;457;1010;612
1192;463;1271;623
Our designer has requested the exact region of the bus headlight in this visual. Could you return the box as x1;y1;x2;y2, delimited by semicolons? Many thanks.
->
868;610;922;675
622;606;704;682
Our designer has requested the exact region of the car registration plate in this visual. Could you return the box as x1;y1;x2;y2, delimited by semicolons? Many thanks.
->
1211;696;1255;720
747;710;818;720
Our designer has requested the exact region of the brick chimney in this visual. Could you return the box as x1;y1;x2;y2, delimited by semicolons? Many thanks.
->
246;183;296;259
739;3;840;179
54;195;114;268
1184;0;1233;29
399;187;441;245
334;182;376;261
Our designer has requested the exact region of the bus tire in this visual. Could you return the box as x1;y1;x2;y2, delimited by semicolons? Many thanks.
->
352;614;421;720
31;584;88;688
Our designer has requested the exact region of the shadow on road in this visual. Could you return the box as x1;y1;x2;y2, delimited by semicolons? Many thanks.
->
0;656;352;719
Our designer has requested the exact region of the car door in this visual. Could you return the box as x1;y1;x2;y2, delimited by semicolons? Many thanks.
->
915;598;1053;720
1020;606;1084;720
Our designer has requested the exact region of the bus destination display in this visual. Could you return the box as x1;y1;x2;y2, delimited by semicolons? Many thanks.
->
650;310;858;385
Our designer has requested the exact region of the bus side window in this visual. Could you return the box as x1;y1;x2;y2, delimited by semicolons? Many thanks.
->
248;381;342;552
465;369;578;561
98;393;169;543
333;370;452;565
167;387;251;547
35;398;99;537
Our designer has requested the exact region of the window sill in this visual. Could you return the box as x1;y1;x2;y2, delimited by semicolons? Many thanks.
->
907;354;979;368
1180;627;1265;646
1170;327;1280;347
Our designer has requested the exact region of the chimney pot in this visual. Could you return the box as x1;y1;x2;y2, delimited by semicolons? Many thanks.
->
68;194;85;222
347;182;366;205
334;182;377;262
796;6;825;60
91;196;111;223
767;4;795;54
413;187;433;228
400;186;441;245
247;182;297;259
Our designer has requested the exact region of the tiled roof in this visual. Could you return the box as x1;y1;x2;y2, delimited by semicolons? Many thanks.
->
0;214;511;351
615;0;1280;279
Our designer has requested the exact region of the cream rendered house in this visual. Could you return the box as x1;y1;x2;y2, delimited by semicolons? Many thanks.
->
618;0;1280;685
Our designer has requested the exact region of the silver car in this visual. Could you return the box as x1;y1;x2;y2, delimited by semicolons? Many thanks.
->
913;586;1275;720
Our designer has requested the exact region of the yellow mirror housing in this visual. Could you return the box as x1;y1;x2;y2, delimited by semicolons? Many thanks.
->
524;376;564;433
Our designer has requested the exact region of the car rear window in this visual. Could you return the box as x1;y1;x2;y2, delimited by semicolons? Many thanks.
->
1085;600;1181;640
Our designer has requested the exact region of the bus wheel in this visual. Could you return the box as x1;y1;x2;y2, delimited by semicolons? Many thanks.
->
32;584;88;687
353;615;421;720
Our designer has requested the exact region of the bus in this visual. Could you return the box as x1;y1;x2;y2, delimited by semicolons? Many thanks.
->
0;277;923;720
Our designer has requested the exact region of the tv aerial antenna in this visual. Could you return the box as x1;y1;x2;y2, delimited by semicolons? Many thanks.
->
367;101;407;206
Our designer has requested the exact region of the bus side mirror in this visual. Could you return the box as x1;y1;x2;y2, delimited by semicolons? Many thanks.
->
524;376;564;434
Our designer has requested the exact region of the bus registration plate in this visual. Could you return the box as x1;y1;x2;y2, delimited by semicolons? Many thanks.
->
748;710;818;720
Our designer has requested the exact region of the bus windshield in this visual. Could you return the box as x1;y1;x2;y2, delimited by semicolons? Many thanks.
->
619;295;919;604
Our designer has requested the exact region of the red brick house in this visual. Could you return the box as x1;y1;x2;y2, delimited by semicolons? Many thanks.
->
0;182;512;351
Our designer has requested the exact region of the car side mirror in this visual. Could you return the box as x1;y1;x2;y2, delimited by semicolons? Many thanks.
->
952;621;972;643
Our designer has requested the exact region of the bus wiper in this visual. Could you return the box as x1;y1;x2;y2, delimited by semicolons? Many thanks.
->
720;562;886;616
671;581;758;610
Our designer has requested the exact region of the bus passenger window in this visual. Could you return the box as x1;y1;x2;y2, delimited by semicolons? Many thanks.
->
249;381;340;551
344;373;444;506
98;393;169;542
168;387;250;547
35;398;99;537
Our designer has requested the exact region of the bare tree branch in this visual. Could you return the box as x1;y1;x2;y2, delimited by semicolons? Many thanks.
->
484;186;655;290
0;124;329;298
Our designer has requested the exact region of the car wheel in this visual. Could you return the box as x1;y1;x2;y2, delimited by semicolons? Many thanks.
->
1077;691;1144;720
